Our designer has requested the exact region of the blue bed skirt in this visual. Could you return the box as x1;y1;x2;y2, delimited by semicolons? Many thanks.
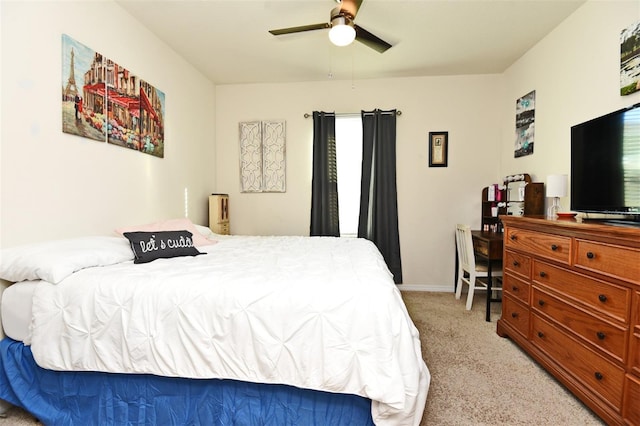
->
0;338;374;425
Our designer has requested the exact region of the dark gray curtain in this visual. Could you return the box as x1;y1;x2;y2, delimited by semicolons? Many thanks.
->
310;111;340;237
358;109;403;283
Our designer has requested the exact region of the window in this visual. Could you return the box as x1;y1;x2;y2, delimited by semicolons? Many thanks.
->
335;116;362;237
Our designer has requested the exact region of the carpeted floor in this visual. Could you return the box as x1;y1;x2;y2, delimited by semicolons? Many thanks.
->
402;291;605;426
0;291;605;425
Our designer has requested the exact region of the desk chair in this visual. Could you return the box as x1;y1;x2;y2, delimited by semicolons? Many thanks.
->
455;224;503;310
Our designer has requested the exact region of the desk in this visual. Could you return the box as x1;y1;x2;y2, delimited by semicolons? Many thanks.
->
471;230;503;322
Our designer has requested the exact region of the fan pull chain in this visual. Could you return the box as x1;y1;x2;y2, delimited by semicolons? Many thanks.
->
351;48;355;89
328;43;334;79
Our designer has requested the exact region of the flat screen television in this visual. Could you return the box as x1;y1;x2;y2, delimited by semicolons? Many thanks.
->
571;104;640;223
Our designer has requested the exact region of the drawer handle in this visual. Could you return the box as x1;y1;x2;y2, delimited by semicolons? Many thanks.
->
510;235;517;241
538;300;545;306
537;331;544;338
512;261;520;267
586;252;595;259
511;286;519;292
596;331;606;340
511;312;519;318
539;271;547;278
594;372;603;381
598;294;607;303
550;244;558;251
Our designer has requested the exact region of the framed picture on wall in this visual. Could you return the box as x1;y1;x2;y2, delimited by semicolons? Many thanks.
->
514;90;535;158
428;131;448;167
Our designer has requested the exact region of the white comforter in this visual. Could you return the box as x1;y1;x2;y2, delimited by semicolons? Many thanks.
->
29;235;429;425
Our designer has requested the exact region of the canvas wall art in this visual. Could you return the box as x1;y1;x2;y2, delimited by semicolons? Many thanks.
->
61;34;165;158
62;35;105;143
621;20;640;96
515;90;535;158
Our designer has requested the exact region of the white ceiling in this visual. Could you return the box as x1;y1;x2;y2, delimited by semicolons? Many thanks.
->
115;0;586;85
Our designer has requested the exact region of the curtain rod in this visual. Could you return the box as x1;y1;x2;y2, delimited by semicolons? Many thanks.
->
303;111;402;118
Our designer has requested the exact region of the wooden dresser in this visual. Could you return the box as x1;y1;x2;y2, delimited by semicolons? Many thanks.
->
497;216;640;425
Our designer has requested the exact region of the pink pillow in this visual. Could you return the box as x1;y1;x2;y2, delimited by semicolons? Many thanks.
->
115;218;216;247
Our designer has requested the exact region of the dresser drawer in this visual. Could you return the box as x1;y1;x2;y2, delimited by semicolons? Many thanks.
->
505;228;571;265
532;287;628;363
531;314;625;411
632;292;640;376
532;260;631;323
575;240;640;286
504;250;531;280
632;330;640;376
212;222;230;235
623;374;640;425
502;295;529;339
503;273;530;305
472;236;502;259
473;237;488;257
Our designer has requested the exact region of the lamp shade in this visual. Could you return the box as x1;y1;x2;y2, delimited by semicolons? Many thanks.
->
329;22;356;47
546;174;568;198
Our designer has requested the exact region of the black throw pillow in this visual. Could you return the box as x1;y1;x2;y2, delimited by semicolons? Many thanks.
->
123;230;203;264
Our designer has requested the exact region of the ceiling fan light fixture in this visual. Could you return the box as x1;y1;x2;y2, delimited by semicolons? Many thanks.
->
269;0;391;53
329;16;356;47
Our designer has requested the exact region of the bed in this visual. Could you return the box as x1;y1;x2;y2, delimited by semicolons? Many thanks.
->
0;220;430;425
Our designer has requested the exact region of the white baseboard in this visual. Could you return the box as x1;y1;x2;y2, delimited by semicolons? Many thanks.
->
398;284;453;292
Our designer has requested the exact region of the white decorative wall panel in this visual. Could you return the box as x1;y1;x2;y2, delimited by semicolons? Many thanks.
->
239;121;263;192
239;120;286;193
262;121;286;192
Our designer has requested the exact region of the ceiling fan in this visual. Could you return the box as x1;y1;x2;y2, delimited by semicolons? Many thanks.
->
268;0;392;53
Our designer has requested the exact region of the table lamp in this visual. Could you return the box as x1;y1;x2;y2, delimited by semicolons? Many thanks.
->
546;174;568;218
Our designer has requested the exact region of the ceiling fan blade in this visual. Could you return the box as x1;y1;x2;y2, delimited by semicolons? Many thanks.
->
269;23;330;36
354;25;392;53
340;0;363;18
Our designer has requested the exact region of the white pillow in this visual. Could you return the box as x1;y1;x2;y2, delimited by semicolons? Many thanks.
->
0;236;134;284
194;224;216;239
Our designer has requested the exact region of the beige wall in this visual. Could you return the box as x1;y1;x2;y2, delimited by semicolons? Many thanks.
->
215;76;504;287
501;0;640;206
0;1;216;247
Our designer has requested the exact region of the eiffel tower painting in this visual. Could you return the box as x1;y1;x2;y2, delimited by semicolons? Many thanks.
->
61;34;105;142
63;47;78;100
